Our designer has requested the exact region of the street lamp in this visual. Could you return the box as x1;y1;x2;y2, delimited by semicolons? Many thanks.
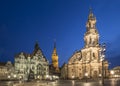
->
99;43;106;85
8;75;11;80
37;75;40;79
85;73;88;77
46;75;49;80
14;74;16;78
85;72;88;82
13;74;16;80
99;74;102;77
19;75;22;82
110;70;114;78
72;75;75;79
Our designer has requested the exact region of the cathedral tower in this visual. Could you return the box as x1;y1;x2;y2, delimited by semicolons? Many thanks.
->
84;8;99;48
52;41;59;72
81;8;107;78
61;8;109;79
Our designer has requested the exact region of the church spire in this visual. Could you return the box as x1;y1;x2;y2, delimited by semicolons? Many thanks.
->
52;41;59;72
86;8;96;30
32;41;43;56
53;39;57;55
34;41;40;50
84;8;99;47
88;7;94;19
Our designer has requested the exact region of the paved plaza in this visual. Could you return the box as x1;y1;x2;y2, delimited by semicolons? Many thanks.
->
0;79;120;86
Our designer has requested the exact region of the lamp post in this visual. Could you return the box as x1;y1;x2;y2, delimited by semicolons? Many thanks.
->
8;75;11;80
110;70;114;78
46;75;49;80
85;72;88;82
99;43;106;85
72;75;75;79
13;74;16;80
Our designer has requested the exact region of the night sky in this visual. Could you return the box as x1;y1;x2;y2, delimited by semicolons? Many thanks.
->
0;0;120;69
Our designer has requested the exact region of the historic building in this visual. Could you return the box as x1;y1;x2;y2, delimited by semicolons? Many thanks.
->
61;9;109;79
0;62;8;80
14;42;49;80
110;66;120;78
49;42;60;79
0;61;14;80
60;63;68;79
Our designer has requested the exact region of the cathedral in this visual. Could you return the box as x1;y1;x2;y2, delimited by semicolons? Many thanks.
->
61;9;109;79
14;42;49;80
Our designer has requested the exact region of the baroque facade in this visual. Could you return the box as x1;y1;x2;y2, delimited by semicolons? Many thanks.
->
14;42;49;80
61;9;109;79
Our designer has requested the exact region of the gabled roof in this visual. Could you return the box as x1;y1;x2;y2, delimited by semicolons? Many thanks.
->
14;42;48;62
31;42;48;61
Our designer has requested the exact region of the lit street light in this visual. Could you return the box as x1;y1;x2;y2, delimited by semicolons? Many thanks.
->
85;72;88;82
46;75;49;79
85;73;88;76
72;75;75;79
110;70;114;78
8;75;11;79
99;74;102;77
37;75;40;80
13;74;16;78
99;43;106;85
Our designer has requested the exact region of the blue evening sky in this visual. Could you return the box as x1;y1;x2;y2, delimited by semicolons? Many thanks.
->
0;0;120;69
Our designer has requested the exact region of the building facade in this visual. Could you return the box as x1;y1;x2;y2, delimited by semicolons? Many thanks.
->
110;66;120;78
0;61;14;80
0;63;8;80
61;9;109;79
60;63;68;79
14;42;49;80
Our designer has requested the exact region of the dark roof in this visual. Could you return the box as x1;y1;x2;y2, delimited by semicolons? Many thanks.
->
31;42;48;61
61;62;66;68
0;62;6;66
14;42;48;62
